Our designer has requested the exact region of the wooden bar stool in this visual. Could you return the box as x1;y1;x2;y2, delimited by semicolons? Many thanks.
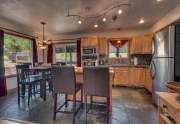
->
51;66;83;123
83;67;110;124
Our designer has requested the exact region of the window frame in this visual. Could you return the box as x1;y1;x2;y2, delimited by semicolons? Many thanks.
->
108;42;129;58
4;33;33;77
53;42;77;65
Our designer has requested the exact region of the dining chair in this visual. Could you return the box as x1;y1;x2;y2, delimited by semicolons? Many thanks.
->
51;66;83;123
83;67;110;124
16;64;43;105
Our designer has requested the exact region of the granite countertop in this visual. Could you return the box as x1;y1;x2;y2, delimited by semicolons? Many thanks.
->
100;64;150;68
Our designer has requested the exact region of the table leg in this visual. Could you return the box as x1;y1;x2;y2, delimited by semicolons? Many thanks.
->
40;72;46;101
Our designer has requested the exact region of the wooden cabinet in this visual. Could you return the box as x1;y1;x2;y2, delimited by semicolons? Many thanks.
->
157;92;180;124
129;68;144;87
81;37;98;48
113;67;152;90
129;34;153;54
114;67;129;86
98;38;108;55
144;69;152;92
142;34;153;54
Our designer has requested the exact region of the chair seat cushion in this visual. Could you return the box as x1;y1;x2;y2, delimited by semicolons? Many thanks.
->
22;75;42;84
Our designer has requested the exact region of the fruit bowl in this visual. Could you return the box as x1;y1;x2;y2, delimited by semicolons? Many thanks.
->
166;82;180;96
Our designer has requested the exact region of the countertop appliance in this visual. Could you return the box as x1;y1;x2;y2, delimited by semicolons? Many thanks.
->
82;47;97;66
151;24;180;105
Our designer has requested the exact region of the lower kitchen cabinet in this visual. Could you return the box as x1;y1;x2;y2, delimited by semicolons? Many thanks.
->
144;69;152;92
114;67;129;86
113;67;152;92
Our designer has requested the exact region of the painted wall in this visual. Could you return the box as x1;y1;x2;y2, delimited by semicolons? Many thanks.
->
150;4;180;32
6;77;17;90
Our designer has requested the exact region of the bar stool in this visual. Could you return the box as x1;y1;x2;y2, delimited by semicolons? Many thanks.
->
51;66;83;123
83;67;110;124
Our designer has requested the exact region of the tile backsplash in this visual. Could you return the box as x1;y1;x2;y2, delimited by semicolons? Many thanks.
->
130;54;152;65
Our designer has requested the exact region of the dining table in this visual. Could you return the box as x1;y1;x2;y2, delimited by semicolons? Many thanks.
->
30;65;52;101
31;65;114;111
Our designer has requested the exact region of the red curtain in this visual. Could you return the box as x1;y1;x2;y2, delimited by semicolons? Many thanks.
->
32;39;38;66
47;44;53;63
0;30;7;97
76;40;81;67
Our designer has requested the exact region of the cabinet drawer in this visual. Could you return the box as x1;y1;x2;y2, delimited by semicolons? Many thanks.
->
159;98;176;118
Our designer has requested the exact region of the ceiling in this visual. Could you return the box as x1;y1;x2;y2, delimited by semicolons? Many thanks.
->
0;0;179;36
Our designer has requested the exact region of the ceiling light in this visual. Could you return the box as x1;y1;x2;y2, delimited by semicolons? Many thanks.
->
156;0;163;2
139;19;145;24
78;20;82;24
118;40;121;43
118;9;123;15
102;17;107;22
94;24;98;28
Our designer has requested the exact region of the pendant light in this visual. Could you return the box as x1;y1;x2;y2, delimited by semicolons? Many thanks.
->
37;22;51;49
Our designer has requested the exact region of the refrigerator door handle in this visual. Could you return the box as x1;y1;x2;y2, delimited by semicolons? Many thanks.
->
152;37;156;57
150;60;156;79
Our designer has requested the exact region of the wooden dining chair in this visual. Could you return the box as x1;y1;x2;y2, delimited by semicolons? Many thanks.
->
83;67;110;124
16;64;43;105
51;66;83;123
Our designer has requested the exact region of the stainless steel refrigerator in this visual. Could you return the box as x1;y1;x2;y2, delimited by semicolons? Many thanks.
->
151;25;175;105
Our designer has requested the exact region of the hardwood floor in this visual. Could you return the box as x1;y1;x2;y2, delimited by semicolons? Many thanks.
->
0;87;156;124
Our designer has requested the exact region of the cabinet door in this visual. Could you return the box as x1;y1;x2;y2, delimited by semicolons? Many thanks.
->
114;67;129;86
88;37;98;47
81;37;98;48
81;37;88;47
129;68;144;87
130;36;143;54
145;69;152;92
142;34;153;54
98;38;108;55
129;38;136;54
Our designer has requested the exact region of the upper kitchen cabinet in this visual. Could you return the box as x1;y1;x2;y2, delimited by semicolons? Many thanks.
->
81;37;98;48
98;38;108;55
142;34;153;54
129;34;153;54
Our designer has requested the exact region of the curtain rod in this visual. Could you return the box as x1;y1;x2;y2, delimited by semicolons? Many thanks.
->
51;38;80;44
0;27;37;40
51;38;80;41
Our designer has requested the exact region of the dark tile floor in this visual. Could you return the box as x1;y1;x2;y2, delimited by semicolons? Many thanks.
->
0;87;157;124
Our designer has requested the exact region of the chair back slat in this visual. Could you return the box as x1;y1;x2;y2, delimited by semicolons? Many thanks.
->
83;67;110;97
52;66;76;94
16;64;29;84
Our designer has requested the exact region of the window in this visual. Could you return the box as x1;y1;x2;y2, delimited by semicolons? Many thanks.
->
109;42;128;58
4;34;32;76
55;43;77;65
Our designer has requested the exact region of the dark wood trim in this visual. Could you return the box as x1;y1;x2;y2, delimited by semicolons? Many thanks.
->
0;27;37;40
53;41;77;45
6;74;16;78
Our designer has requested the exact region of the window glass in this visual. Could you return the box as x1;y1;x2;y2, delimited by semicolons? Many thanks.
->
55;43;77;65
109;43;117;58
109;42;128;58
4;34;31;76
55;47;66;62
119;43;128;58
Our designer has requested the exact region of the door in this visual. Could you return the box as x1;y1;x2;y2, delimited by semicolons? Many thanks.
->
152;58;174;105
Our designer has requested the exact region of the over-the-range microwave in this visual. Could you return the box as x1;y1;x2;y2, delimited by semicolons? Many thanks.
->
82;47;96;55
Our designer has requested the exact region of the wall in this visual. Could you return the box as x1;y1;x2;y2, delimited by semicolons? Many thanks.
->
52;28;150;42
150;4;180;32
6;77;17;90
